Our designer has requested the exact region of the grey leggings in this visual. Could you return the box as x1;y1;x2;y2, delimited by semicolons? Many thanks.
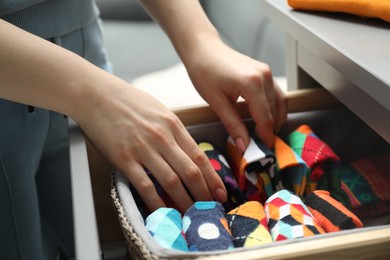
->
0;19;111;260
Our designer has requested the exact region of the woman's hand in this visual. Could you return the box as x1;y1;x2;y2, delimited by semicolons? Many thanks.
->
186;41;287;151
76;78;227;213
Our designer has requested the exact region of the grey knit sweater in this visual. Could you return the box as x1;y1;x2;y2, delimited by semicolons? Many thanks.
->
0;0;99;38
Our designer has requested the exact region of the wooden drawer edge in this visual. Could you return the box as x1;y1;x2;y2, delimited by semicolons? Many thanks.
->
173;88;342;127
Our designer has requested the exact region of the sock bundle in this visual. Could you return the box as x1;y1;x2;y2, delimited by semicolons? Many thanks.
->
227;133;275;202
198;142;245;211
286;125;340;193
337;154;390;218
265;190;325;241
145;208;188;251
183;201;234;251
226;201;273;247
305;190;363;233
288;0;390;23
274;136;308;197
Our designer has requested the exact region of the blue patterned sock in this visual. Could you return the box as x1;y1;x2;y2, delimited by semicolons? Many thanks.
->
145;208;188;251
183;201;234;251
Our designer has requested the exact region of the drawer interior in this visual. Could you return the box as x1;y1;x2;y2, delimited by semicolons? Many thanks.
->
113;104;390;259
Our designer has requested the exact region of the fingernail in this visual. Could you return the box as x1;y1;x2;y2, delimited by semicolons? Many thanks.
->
235;137;246;154
215;188;227;203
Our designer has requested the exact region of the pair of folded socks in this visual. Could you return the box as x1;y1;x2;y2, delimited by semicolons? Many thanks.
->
146;201;234;252
226;133;276;204
288;0;390;23
226;124;340;202
146;189;363;251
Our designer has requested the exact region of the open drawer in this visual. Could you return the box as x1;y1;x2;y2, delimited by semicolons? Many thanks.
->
111;88;390;259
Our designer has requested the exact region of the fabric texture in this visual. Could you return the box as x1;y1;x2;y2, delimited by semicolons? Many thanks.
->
198;142;245;211
265;190;325;241
274;136;308;197
227;133;275;202
145;208;188;251
183;202;234;252
305;190;363;233
0;0;99;38
335;154;390;218
286;125;340;193
226;201;272;248
288;0;390;23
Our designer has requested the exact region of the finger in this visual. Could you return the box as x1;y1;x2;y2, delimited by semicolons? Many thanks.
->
161;142;214;202
174;123;228;203
273;79;288;132
122;162;166;213
144;153;194;213
242;81;275;149
261;66;277;121
209;95;249;154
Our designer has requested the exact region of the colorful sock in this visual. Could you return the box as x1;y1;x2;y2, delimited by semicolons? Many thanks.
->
227;133;276;200
286;125;340;193
183;201;234;251
264;189;325;241
245;171;268;203
145;208;188;251
259;172;274;198
317;166;352;210
274;136;308;197
226;201;273;248
305;190;363;233
288;0;390;23
336;154;390;218
198;142;245;211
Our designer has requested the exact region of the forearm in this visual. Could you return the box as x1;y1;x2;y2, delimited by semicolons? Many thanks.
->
0;19;121;121
139;0;221;65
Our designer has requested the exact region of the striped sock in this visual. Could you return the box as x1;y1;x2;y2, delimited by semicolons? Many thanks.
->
226;201;273;248
305;190;363;233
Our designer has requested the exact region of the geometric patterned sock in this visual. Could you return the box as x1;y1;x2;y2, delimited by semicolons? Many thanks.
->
198;142;246;211
305;190;363;233
339;154;390;208
227;133;275;200
183;201;234;251
226;201;273;248
274;135;308;197
145;208;189;251
264;189;325;241
286;125;340;193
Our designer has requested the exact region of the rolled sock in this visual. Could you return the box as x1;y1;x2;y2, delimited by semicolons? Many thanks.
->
286;125;340;193
305;190;363;233
226;201;273;248
339;155;390;207
183;201;234;251
265;189;325;241
145;208;188;251
198;142;245;211
274;136;308;197
227;133;276;200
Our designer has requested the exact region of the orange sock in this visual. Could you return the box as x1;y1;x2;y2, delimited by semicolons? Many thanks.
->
305;190;363;233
